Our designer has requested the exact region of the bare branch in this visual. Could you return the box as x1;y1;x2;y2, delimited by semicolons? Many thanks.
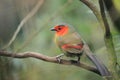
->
3;0;44;49
0;50;100;75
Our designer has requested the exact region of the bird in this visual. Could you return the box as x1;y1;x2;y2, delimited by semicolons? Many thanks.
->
51;24;110;76
51;24;84;61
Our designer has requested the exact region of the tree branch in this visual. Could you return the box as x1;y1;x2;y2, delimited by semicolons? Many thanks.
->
0;50;100;75
99;0;119;79
99;0;110;37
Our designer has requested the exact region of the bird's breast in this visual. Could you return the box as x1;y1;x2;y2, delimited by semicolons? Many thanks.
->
55;32;84;57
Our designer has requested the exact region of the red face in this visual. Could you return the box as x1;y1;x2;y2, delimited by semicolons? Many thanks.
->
51;25;69;36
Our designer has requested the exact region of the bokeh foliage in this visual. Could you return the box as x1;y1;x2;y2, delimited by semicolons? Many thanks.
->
0;0;120;80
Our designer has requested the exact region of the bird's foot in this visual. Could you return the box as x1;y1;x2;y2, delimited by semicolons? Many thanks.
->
56;54;64;63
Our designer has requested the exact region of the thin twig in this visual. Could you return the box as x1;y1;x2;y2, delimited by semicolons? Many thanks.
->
3;0;44;49
0;50;100;75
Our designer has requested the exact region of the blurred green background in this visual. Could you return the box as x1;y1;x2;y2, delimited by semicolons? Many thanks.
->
0;0;120;80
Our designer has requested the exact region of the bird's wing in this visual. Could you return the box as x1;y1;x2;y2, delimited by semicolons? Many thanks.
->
61;43;83;54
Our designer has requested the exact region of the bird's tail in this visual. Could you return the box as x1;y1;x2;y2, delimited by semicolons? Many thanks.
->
84;44;110;76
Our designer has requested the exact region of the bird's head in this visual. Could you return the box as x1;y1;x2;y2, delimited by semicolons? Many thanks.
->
51;24;69;36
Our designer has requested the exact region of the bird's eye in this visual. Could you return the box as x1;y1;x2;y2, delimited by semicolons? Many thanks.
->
58;27;61;30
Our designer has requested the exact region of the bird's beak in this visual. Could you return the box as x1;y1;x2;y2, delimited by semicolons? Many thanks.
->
50;28;56;31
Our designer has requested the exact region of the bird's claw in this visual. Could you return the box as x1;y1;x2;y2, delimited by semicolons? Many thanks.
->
56;54;64;63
